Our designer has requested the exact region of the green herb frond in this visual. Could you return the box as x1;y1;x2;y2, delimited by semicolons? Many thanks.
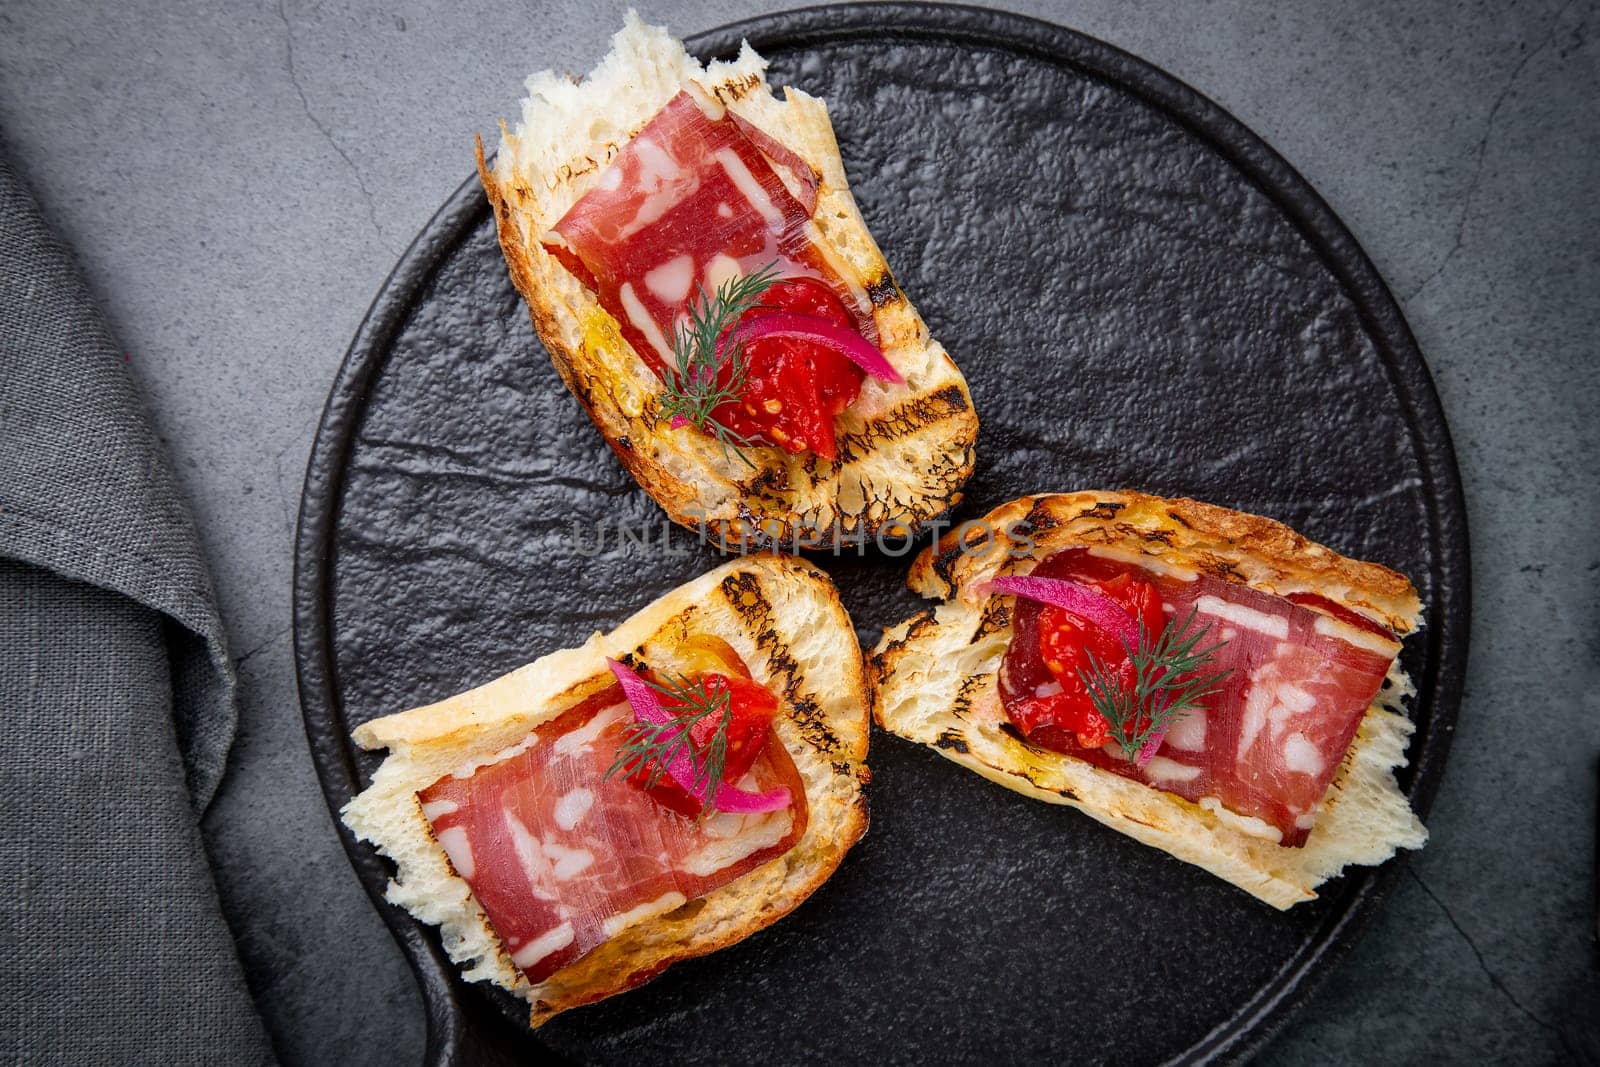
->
656;261;783;468
603;671;733;813
1078;606;1232;764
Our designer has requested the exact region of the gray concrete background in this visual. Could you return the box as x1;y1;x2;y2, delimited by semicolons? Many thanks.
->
1;0;1595;1062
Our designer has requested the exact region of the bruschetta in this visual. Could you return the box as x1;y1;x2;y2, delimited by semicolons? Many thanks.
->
343;554;870;1025
869;490;1427;909
477;13;977;551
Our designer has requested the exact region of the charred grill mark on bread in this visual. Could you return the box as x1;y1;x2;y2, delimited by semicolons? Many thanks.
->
1195;552;1250;583
738;464;793;504
1079;501;1126;521
1134;524;1176;546
972;600;1012;641
995;720;1050;756
718;570;845;761
1023;497;1061;534
873;609;937;661
709;72;763;104
865;273;902;308
928;537;968;597
836;385;972;462
949;674;988;722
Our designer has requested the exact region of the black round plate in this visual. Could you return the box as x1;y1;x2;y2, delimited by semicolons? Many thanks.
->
294;5;1469;1064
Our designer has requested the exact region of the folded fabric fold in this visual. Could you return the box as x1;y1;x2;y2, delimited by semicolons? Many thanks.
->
0;155;275;1064
0;157;236;812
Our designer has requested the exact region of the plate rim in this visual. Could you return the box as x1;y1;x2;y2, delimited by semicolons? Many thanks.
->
292;4;1472;1064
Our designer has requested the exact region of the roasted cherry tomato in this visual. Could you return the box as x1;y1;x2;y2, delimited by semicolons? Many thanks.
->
631;672;780;817
712;277;866;462
1001;568;1164;753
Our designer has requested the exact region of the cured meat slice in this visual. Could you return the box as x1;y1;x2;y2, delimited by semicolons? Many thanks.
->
999;549;1399;847
727;110;819;214
419;686;807;983
544;90;874;377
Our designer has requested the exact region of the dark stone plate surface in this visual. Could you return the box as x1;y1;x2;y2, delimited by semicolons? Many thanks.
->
294;5;1469;1064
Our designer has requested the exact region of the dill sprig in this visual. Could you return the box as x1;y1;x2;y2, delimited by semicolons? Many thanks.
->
604;672;733;814
1079;607;1232;765
656;261;783;467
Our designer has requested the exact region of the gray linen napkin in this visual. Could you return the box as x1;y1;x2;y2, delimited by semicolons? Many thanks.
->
0;157;275;1064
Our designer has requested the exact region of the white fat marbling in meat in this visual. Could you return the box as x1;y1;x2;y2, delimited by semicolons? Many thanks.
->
552;787;595;831
1196;594;1290;639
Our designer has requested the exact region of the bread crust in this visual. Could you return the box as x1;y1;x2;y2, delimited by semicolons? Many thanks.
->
478;15;977;550
872;490;1427;909
908;490;1421;634
344;554;870;1025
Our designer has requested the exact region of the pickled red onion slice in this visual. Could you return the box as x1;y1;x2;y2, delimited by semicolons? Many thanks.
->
605;658;791;814
973;575;1141;653
736;311;903;384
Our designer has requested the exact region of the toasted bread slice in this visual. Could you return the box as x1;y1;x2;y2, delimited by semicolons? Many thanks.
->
869;490;1427;909
342;554;870;1025
477;13;977;550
